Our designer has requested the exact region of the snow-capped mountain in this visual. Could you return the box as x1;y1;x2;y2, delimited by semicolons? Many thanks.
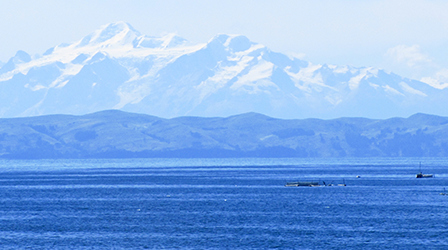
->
0;21;446;119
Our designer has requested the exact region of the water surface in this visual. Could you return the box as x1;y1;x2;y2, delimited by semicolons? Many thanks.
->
0;158;447;249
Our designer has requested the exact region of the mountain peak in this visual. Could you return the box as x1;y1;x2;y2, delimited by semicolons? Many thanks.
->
0;50;31;75
13;50;32;64
161;33;189;48
205;34;258;56
77;21;141;47
225;35;254;52
0;22;444;119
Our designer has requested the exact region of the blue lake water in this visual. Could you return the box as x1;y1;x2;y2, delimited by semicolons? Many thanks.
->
0;158;447;249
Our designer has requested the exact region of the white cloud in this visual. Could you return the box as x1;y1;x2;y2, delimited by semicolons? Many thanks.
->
420;69;448;89
384;44;448;89
385;44;432;68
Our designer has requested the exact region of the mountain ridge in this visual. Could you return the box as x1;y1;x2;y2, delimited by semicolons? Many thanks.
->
0;21;447;119
0;110;447;159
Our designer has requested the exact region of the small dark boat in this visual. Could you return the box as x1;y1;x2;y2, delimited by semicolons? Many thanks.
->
327;179;346;186
416;162;433;178
416;172;433;178
337;179;346;186
285;181;319;187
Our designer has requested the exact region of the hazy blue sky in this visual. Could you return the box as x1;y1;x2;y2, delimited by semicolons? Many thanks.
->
1;0;448;86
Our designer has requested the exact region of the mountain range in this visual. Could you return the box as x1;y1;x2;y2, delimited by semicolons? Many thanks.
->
1;21;447;119
0;110;447;159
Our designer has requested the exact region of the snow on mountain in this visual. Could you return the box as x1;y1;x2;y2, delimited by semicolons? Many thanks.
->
0;21;446;119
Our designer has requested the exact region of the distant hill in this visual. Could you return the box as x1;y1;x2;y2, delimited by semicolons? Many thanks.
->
0;110;447;159
1;21;448;119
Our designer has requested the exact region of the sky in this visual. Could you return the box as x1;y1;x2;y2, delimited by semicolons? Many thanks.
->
1;0;448;87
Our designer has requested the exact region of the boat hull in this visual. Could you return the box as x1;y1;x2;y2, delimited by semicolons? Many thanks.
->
416;173;433;178
285;182;318;187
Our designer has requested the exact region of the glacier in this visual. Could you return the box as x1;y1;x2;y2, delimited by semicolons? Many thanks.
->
0;21;447;119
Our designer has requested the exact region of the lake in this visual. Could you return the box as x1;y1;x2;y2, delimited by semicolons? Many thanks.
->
0;158;447;249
